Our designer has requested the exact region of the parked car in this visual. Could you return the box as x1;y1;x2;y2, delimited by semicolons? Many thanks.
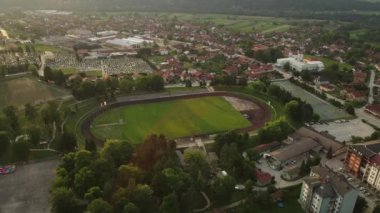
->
0;165;16;175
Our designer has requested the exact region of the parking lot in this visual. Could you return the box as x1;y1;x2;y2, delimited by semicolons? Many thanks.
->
0;160;58;213
345;173;378;212
311;118;375;143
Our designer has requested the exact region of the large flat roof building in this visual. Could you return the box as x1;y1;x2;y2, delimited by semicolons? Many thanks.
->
276;54;324;72
106;37;153;48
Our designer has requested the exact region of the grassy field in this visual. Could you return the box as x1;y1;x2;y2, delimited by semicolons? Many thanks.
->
158;13;305;34
84;70;103;77
0;75;70;109
34;44;69;53
91;96;251;144
273;81;352;121
349;29;368;39
304;54;353;71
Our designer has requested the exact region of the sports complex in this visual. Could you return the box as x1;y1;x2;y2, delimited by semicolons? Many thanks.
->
82;91;272;145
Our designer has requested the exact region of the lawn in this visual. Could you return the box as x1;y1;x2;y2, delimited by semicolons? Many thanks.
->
304;54;353;71
34;44;69;53
84;70;103;77
64;98;99;148
91;96;251;144
0;75;70;109
160;13;303;34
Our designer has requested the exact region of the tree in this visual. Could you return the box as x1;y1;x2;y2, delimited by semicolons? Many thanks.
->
117;164;144;187
58;131;77;153
44;66;54;82
285;100;301;121
184;149;210;180
137;48;152;58
107;77;119;91
40;101;60;128
211;175;236;205
149;75;165;92
345;104;356;115
86;198;113;213
12;139;30;161
95;79;107;96
3;105;20;134
159;193;180;213
284;62;290;71
119;79;134;94
85;139;97;153
25;126;41;146
129;184;154;212
53;70;66;86
0;131;10;155
185;80;192;88
354;196;368;213
74;167;96;196
74;150;93;171
50;187;79;213
100;140;134;168
28;64;38;75
373;205;380;213
300;70;313;81
133;134;176;170
84;186;103;202
24;103;37;121
152;168;190;197
123;203;140;213
219;143;243;176
135;76;149;91
327;146;333;159
0;65;6;77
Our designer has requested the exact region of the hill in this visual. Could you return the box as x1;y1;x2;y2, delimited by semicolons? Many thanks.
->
1;0;380;12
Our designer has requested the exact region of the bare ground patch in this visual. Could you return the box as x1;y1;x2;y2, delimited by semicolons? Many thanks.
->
224;96;259;111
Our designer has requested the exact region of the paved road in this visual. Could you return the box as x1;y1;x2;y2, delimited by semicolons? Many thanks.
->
38;54;46;77
356;107;380;127
0;160;59;213
0;28;10;39
369;70;376;104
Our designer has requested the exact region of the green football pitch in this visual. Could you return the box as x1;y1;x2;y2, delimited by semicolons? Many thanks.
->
91;96;251;144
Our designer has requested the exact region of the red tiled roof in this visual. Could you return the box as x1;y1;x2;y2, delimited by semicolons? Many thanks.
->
366;105;380;114
370;154;380;166
256;170;272;185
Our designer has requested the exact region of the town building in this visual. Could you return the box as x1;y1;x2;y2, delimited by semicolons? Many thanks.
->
365;104;380;118
299;166;358;213
276;54;325;72
268;127;345;170
345;141;380;189
106;37;153;48
340;88;367;102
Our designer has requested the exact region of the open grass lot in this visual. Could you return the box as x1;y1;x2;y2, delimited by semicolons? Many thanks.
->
273;81;352;121
34;44;69;53
304;54;353;71
155;13;322;34
0;75;70;109
91;96;251;144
